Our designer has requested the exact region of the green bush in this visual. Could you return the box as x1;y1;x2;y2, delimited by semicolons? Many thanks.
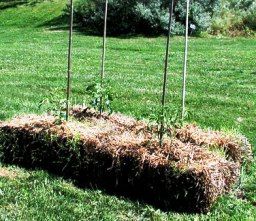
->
72;0;220;36
211;0;256;35
243;2;256;30
72;0;168;35
71;0;255;36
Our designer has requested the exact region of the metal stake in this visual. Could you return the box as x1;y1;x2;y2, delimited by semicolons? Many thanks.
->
100;0;108;114
66;0;74;121
181;0;190;120
160;0;174;146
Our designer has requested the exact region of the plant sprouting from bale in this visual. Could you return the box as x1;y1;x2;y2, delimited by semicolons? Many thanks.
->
85;81;114;114
149;106;188;139
38;88;66;123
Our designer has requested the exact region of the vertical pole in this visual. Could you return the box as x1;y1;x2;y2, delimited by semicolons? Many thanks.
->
181;0;190;120
66;0;74;121
100;0;108;114
160;0;174;146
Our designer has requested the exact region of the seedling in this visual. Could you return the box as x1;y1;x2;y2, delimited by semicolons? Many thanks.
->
38;88;67;123
85;81;114;114
149;106;188;140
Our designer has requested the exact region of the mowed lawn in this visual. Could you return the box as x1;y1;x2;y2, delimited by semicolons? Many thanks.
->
0;1;256;220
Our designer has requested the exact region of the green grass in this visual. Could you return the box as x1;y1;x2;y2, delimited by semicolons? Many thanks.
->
0;0;255;220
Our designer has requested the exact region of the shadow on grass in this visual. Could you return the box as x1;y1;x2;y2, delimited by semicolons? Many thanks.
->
41;24;164;40
0;0;45;10
37;14;69;30
38;14;163;39
0;161;196;214
0;0;27;10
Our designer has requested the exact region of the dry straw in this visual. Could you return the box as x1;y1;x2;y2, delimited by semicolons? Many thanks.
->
0;107;251;213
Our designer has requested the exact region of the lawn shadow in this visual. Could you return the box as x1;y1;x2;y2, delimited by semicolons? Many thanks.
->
37;14;69;30
0;0;27;10
74;176;198;214
38;14;163;40
0;161;197;214
0;0;46;10
41;23;164;40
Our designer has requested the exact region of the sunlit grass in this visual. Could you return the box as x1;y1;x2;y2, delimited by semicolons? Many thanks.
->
0;0;255;220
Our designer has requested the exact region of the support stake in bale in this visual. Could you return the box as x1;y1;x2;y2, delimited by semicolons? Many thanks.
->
181;0;190;120
100;0;108;115
66;0;74;121
160;0;174;146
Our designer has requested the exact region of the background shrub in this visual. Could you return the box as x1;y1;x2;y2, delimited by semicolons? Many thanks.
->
211;0;256;35
71;0;255;36
72;0;220;36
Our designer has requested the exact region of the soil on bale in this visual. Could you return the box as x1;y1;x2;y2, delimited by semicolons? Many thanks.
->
0;106;252;213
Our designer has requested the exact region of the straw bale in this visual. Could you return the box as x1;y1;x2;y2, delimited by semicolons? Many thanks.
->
0;108;251;213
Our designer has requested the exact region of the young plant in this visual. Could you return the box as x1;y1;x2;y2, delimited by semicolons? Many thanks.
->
38;88;67;123
148;106;189;139
85;81;114;114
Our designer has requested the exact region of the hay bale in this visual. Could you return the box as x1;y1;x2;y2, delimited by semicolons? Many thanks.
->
0;109;251;213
